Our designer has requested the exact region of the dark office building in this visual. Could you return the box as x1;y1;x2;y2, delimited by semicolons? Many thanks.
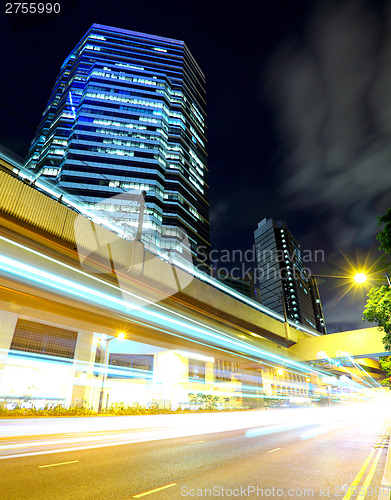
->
254;218;326;334
25;24;210;267
213;267;261;303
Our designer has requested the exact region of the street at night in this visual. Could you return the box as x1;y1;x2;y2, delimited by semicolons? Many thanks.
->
2;1;391;498
0;405;390;499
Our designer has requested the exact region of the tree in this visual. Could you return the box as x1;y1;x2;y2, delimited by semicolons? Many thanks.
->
363;285;391;349
378;208;391;254
363;209;391;379
378;357;391;387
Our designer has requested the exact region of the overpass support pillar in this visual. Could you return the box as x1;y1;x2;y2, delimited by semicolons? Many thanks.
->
284;322;297;345
70;330;96;409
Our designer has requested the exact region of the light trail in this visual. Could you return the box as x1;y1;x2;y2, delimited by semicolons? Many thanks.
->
0;236;331;378
0;235;312;356
0;347;331;406
0;236;376;398
0;154;321;338
245;422;308;437
346;355;382;389
0;253;374;397
300;419;352;439
0;405;377;459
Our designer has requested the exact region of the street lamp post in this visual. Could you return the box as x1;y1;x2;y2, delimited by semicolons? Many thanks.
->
97;332;125;413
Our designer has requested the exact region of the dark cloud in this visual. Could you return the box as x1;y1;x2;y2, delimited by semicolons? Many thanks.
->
323;297;372;332
209;201;230;238
263;0;391;252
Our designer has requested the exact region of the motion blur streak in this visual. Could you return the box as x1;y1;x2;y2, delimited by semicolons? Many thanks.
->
0;248;328;377
245;422;309;437
300;420;352;439
245;405;364;439
0;403;387;461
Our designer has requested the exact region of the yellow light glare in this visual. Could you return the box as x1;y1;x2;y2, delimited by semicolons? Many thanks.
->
117;332;126;340
354;273;367;284
277;369;284;376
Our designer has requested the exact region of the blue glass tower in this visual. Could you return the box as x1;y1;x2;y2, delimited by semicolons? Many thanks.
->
25;24;209;266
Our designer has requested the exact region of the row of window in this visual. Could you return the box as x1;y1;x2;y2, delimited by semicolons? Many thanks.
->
93;69;163;87
85;91;166;110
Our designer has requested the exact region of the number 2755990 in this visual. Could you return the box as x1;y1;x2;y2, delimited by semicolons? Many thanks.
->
5;3;61;14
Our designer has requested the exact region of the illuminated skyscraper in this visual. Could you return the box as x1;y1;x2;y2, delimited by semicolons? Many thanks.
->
25;24;209;267
254;218;326;334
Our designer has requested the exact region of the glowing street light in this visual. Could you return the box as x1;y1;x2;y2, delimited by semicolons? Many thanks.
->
352;271;390;287
276;368;284;376
354;273;367;284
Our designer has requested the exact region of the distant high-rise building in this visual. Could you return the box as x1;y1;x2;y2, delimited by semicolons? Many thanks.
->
212;267;261;303
25;24;210;267
254;218;326;334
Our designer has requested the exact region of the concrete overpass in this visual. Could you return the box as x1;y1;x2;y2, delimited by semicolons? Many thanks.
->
0;159;315;361
288;327;388;361
0;157;388;391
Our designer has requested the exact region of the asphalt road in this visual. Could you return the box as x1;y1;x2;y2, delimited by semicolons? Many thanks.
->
0;405;389;499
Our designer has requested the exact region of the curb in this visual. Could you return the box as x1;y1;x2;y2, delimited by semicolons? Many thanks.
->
379;431;391;499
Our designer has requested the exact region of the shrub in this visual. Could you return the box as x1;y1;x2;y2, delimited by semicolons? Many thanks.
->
0;398;248;418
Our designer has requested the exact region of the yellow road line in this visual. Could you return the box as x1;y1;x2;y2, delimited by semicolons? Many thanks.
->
268;448;281;453
342;449;376;500
133;483;177;498
39;460;79;468
362;448;383;499
343;424;391;500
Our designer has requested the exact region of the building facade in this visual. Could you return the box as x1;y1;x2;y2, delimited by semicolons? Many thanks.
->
213;267;262;303
254;218;326;334
25;24;210;267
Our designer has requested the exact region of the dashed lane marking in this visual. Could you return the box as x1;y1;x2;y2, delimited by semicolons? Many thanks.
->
39;460;79;468
133;483;177;498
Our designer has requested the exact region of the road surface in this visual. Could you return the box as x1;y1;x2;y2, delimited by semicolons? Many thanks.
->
0;405;389;499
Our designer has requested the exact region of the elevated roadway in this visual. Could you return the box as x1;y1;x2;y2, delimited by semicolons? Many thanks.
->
0;163;313;367
0;158;387;378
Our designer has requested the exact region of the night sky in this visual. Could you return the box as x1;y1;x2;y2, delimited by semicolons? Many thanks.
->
1;0;390;332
